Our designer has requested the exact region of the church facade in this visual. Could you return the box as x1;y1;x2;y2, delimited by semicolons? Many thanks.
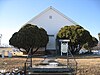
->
25;6;78;51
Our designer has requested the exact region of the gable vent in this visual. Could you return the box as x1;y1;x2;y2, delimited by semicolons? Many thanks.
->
49;16;52;19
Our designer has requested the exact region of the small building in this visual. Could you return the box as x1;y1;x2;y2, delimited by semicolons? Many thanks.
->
0;47;23;57
25;6;78;54
0;47;12;56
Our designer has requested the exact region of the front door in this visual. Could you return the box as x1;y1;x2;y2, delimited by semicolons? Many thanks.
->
46;35;56;50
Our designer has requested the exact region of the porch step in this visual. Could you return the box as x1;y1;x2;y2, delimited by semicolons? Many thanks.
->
27;72;75;75
28;68;73;72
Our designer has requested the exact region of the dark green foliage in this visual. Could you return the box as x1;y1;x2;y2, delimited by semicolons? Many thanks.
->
57;25;98;54
9;24;49;54
83;37;98;51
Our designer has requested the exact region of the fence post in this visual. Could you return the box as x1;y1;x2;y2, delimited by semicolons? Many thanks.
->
24;63;26;75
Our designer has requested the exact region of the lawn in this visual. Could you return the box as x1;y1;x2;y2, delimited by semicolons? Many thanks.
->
0;56;100;75
76;58;100;75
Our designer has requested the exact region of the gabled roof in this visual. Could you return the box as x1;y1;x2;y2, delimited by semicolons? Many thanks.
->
26;6;78;25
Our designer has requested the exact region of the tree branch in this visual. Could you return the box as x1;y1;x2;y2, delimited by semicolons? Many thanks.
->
32;47;40;54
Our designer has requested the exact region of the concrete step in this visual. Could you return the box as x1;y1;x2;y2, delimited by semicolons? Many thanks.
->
26;66;75;73
27;72;76;75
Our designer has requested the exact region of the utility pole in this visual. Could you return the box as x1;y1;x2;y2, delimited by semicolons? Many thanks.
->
98;33;100;41
0;34;2;46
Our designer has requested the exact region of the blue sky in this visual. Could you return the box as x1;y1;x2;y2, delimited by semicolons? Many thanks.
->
0;0;100;45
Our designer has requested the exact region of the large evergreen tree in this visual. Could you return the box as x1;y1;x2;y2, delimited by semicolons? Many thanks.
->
57;25;98;54
9;24;49;54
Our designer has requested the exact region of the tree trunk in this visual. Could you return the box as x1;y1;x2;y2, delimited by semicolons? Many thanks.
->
30;48;32;67
89;49;92;53
32;47;40;54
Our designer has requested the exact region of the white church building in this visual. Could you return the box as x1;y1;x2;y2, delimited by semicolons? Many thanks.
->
25;6;78;52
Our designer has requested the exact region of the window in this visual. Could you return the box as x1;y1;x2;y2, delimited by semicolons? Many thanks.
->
49;16;52;19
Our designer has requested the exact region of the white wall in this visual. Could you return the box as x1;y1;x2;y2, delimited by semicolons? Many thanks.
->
28;9;75;35
27;8;76;50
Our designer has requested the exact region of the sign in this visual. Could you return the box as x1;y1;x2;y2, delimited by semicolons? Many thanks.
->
59;39;70;56
61;43;68;53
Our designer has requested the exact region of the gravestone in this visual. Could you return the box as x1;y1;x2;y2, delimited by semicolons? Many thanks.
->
8;51;12;58
2;50;5;58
